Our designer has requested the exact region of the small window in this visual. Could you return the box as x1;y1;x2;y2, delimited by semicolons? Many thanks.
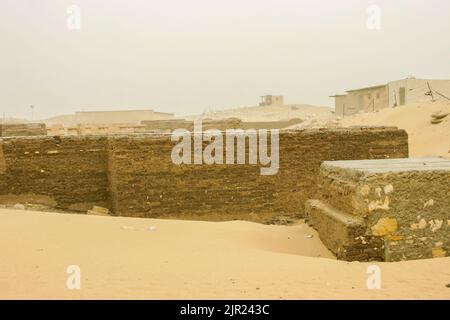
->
376;92;381;99
368;93;372;99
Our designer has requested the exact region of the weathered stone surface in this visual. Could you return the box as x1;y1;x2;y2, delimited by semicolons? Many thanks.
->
0;127;408;222
371;218;398;236
309;158;450;261
107;127;408;222
305;199;383;261
87;205;110;216
0;136;110;211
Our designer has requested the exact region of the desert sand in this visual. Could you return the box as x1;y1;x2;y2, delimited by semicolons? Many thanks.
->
1;209;449;299
188;104;334;123
288;101;450;159
338;102;450;159
192;101;450;159
2;102;449;300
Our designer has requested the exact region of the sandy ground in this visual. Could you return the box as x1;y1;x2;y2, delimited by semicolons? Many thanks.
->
187;104;333;123
1;209;449;300
192;101;450;159
294;101;450;159
338;102;450;159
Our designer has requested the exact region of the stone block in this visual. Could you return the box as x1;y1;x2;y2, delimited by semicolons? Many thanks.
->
309;158;450;261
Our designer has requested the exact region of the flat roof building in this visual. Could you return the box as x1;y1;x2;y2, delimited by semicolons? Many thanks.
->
259;95;284;106
331;77;450;117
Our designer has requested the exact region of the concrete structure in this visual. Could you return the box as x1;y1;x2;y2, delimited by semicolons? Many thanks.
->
0;127;407;223
306;158;450;261
331;77;450;116
259;95;284;106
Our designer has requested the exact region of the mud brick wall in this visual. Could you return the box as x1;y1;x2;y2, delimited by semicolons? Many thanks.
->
107;134;276;221
0;123;46;137
314;159;450;261
108;127;408;222
0;127;408;222
0;136;109;211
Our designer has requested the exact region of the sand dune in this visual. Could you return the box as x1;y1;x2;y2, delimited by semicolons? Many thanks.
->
193;101;450;160
338;102;450;159
1;209;449;299
188;104;333;123
2;102;450;300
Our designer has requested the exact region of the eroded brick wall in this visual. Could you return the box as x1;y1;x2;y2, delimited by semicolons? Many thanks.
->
108;128;408;222
0;136;110;211
0;128;408;222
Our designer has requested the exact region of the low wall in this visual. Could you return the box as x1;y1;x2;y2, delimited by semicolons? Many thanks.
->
0;127;409;222
0;123;46;137
0;136;110;211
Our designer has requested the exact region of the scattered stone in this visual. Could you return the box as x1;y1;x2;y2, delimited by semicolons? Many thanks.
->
430;118;444;125
121;226;135;231
431;112;449;120
87;206;110;216
13;203;26;210
148;226;157;232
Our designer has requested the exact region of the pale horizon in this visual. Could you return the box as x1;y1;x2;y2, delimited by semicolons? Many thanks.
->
1;0;450;120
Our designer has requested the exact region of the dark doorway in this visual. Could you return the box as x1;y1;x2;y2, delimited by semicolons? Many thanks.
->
399;87;406;105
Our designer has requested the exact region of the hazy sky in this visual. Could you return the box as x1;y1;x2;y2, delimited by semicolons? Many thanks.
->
1;0;449;120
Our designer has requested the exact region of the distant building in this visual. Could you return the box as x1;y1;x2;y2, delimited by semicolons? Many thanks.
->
331;77;450;116
259;95;284;106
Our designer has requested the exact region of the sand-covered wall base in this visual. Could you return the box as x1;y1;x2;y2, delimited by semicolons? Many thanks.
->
0;128;408;222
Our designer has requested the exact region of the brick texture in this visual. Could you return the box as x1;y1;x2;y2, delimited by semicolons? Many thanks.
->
0;127;408;222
